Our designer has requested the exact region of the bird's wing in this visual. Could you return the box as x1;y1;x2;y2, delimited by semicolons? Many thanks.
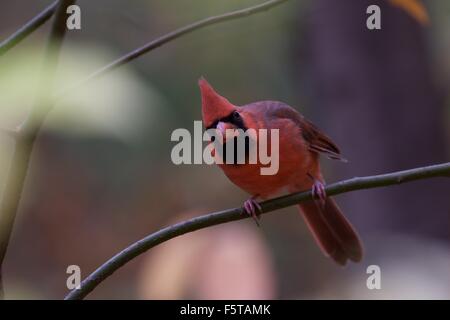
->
299;117;347;162
261;101;347;162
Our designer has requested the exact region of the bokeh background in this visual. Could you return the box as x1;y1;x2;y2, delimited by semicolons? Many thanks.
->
0;0;449;299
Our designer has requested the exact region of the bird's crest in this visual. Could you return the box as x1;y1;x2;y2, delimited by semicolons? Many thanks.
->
198;77;236;128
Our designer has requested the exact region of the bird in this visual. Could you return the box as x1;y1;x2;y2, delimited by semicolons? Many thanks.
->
199;77;363;265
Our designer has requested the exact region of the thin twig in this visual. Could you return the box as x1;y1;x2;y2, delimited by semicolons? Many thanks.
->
65;162;450;300
56;0;290;98
0;0;76;299
0;1;59;56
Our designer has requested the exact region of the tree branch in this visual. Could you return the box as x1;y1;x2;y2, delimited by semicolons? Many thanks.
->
64;162;450;300
0;1;59;56
0;0;76;298
56;0;289;98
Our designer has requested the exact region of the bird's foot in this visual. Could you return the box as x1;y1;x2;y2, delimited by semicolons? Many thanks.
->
242;197;262;227
308;173;327;209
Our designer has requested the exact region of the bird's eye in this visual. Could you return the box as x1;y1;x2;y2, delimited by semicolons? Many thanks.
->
232;111;241;119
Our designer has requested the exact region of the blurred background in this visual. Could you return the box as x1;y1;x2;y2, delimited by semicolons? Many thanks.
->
0;0;449;299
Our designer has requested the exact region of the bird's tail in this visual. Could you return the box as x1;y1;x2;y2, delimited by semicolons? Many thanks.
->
298;198;363;265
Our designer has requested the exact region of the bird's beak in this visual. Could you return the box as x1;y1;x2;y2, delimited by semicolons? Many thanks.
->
216;121;226;136
216;121;238;141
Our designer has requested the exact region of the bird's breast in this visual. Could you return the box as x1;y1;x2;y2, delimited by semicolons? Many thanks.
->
217;128;314;198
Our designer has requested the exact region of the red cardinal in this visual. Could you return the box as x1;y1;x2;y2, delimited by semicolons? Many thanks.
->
199;77;363;265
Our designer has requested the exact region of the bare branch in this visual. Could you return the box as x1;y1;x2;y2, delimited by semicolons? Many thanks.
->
65;162;450;300
0;1;59;56
56;0;290;98
0;0;76;298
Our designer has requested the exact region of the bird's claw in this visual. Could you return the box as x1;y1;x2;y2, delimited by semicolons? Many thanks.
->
242;198;262;227
312;179;327;209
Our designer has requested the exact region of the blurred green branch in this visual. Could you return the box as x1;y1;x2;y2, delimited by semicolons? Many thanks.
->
65;162;450;300
57;0;290;98
0;0;76;299
0;1;59;56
